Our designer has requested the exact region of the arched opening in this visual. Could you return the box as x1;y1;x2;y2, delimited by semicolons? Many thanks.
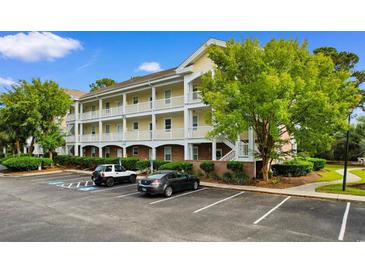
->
101;145;124;158
156;144;184;161
82;145;99;157
126;144;152;160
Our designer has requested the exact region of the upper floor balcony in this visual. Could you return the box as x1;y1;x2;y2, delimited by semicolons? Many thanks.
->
66;113;75;122
187;126;212;138
187;91;203;104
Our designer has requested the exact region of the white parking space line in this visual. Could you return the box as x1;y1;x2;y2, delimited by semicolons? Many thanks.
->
253;196;291;225
67;183;73;189
31;174;80;181
91;184;136;193
338;202;351;241
77;182;81;188
116;192;140;198
49;176;89;182
193;191;245;213
150;188;207;205
85;181;89;187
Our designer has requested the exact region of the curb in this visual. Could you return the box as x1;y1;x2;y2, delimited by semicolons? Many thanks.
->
200;181;365;203
0;170;64;177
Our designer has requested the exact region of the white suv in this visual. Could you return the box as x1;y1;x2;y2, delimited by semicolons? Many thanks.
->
91;164;137;187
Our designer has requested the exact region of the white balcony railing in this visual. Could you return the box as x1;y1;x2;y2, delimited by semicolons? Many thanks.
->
101;107;123;118
238;141;249;158
188;91;203;103
80;134;99;142
188;126;212;138
102;133;123;142
66;113;75;122
81;111;99;121
65;135;75;142
155;128;184;140
125;101;152;114
125;130;153;141
155;96;184;110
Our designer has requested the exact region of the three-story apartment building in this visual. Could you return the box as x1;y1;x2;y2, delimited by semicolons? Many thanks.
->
65;38;295;172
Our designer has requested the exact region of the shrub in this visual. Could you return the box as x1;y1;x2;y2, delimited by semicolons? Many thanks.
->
222;172;234;183
53;156;139;170
0;155;16;164
136;160;170;171
227;161;244;173
158;161;193;173
200;160;215;175
305;157;326;171
193;170;204;178
232;172;249;185
208;171;221;180
272;159;313;177
3;156;53;171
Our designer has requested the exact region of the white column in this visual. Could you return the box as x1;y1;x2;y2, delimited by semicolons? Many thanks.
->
3;146;6;156
248;127;254;160
80;145;83;157
122;93;126;114
123;116;127;141
212;139;217;160
151;86;156;110
74;102;79;156
98;146;103;158
99;120;102;143
80;103;83;120
151;146;156;160
99;98;103;118
235;134;240;160
152;114;156;140
123;146;127;157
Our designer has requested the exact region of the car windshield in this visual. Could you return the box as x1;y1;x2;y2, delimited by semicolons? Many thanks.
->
147;173;167;180
95;166;105;172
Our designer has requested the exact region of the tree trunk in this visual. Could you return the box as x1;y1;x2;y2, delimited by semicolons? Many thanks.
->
28;136;35;156
261;157;270;182
49;150;53;160
15;139;21;156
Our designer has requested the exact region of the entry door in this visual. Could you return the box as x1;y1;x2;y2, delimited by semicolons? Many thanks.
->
117;148;123;157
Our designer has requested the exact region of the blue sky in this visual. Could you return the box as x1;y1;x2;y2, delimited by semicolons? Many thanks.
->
1;31;364;117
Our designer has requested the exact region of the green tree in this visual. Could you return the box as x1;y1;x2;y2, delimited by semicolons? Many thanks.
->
37;125;65;160
89;78;116;92
201;39;360;181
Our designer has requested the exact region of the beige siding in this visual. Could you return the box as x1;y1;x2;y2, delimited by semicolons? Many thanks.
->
156;112;184;129
191;108;211;126
126;89;151;105
126;116;152;131
191;53;215;73
156;83;184;100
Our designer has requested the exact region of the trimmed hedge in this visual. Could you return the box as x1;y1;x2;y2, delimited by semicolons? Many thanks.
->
305;157;326;171
136;160;169;171
200;160;215;175
271;159;313;177
3;156;53;171
227;161;244;173
158;161;193;173
53;155;139;170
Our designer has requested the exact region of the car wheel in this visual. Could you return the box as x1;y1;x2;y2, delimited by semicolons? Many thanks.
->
192;180;199;190
94;181;101;186
164;186;173;197
106;178;114;187
129;174;136;184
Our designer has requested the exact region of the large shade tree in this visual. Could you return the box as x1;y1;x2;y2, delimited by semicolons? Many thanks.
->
201;39;361;181
89;78;116;92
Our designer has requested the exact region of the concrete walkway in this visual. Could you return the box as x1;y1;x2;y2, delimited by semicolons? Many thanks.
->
200;168;365;203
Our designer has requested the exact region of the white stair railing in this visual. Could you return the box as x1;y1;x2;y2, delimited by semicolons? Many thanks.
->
220;150;236;161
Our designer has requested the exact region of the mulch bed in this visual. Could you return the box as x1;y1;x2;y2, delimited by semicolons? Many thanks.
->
349;183;365;190
202;172;321;189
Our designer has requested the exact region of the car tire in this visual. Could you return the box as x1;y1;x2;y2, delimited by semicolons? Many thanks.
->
192;180;199;190
106;177;114;187
94;181;101;186
129;174;137;184
164;186;173;197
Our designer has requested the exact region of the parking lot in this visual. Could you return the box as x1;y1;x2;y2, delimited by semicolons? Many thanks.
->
0;171;364;241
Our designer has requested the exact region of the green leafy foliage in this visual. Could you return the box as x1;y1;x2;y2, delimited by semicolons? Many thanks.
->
89;78;116;92
53;156;139;170
227;161;244;173
199;160;215;175
304;157;326;171
136;160;169;171
158;162;193;173
201;38;360;181
272;159;313;177
3;156;53;171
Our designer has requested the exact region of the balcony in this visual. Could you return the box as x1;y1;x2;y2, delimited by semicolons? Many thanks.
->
66;113;75;122
101;107;123;118
81;111;99;121
125;101;152;114
155;96;184;110
102;133;123;142
188;91;203;103
80;134;99;142
125;130;152;141
155;128;184;140
65;135;76;142
188;126;212;138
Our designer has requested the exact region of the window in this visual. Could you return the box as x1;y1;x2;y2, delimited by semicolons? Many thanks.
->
149;122;153;139
167;173;177;180
192;83;199;100
115;165;125;172
91;147;96;157
164;146;172;161
133;96;139;104
105;102;110;113
164;89;171;104
165;118;171;132
192;83;199;92
149;96;153;109
91;105;96;112
133;122;139;130
91;126;96;135
105;147;110;158
132;146;139;156
105;124;110;134
192;115;198;131
193;146;199;160
104;165;112;172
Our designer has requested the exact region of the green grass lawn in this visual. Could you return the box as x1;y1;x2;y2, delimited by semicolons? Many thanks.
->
316;167;365;196
315;164;344;182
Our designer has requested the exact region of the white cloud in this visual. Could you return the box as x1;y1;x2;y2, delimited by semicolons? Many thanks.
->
137;62;162;72
0;76;17;87
0;32;82;62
